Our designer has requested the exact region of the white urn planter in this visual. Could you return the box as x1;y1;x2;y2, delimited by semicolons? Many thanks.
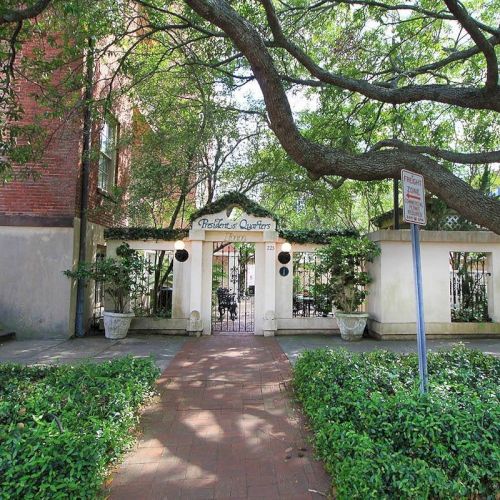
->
103;311;134;340
336;312;369;341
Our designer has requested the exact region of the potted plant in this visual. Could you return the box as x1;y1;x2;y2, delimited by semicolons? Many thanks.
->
314;236;380;341
65;243;152;339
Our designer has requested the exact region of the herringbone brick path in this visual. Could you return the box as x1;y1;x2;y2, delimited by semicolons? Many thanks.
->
106;336;330;499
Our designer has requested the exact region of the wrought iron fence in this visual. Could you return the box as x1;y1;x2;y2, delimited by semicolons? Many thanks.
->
292;252;331;317
449;251;491;322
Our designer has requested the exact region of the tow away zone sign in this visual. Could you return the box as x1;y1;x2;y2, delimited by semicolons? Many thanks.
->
402;169;426;225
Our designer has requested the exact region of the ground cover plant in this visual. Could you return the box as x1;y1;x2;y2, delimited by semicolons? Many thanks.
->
294;347;500;499
0;357;159;499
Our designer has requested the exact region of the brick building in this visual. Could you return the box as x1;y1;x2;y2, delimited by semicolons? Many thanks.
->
0;34;135;339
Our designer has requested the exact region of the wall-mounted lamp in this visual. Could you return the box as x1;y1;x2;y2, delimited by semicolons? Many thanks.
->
281;242;292;253
174;240;189;262
278;242;291;264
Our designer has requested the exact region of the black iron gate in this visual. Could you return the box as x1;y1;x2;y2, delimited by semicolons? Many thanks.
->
212;242;255;333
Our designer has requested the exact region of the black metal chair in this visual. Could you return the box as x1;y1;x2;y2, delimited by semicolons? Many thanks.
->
216;287;238;321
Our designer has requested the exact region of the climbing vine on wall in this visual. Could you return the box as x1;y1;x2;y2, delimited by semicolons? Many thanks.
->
189;192;279;224
104;227;189;241
105;194;357;243
105;227;358;243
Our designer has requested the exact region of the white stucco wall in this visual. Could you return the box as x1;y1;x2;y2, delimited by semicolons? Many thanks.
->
254;242;265;335
109;233;343;336
0;225;77;339
367;230;500;338
274;242;339;333
275;244;293;319
201;241;213;335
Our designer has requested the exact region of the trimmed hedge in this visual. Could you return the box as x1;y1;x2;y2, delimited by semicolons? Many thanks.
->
293;347;500;499
0;357;159;499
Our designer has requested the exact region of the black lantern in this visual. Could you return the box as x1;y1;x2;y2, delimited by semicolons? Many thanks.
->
277;242;292;264
174;241;189;262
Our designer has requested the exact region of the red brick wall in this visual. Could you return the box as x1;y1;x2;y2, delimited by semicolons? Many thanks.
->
1;34;134;228
0;38;83;219
83;61;133;228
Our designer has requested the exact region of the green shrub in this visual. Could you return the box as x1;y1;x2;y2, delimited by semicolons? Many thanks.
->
64;243;153;313
293;347;500;499
0;357;159;499
313;236;380;313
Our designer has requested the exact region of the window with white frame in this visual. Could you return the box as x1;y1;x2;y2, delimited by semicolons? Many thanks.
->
98;116;118;192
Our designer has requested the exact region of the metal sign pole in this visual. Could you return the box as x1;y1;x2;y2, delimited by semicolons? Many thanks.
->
410;223;428;394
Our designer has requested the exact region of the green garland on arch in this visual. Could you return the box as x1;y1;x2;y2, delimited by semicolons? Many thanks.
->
104;227;189;241
105;226;357;243
189;192;279;224
105;192;357;243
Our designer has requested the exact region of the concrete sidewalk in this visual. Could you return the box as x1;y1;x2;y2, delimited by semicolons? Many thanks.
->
2;334;497;370
277;335;500;365
0;335;186;371
0;334;500;371
106;336;331;499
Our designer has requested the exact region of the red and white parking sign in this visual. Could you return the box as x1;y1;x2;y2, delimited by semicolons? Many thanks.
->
401;169;427;225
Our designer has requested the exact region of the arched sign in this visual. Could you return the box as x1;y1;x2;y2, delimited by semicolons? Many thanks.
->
191;210;277;242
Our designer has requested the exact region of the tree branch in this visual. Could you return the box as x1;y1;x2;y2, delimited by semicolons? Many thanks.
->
323;176;346;189
0;0;52;24
391;33;500;82
372;139;500;164
7;20;23;77
134;0;227;38
443;0;498;90
183;0;500;233
261;0;500;111
285;0;499;37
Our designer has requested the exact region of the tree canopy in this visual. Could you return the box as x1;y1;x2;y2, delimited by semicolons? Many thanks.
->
1;0;499;232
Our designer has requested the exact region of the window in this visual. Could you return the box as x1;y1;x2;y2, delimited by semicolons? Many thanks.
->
98;116;118;192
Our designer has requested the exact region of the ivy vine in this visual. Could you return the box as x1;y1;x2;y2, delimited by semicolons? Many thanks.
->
105;194;357;243
105;226;357;243
104;227;189;241
189;192;279;224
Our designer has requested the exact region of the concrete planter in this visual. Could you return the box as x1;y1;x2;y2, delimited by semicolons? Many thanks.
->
103;311;135;340
336;312;369;341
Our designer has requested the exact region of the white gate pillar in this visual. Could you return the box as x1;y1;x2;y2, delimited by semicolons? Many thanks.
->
275;248;293;319
172;253;189;319
188;230;205;333
201;241;213;335
254;232;278;335
254;243;265;335
263;231;278;336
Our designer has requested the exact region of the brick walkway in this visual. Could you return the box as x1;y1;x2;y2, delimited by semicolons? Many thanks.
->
106;336;330;499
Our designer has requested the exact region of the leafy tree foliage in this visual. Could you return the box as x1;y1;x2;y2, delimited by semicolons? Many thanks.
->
2;0;499;231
